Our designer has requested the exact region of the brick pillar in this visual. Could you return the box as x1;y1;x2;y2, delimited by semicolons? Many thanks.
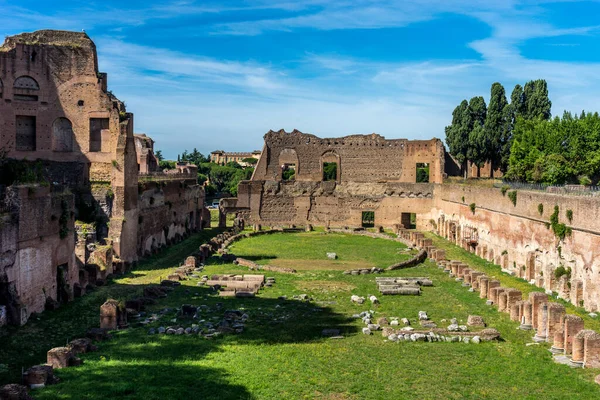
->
489;287;506;306
506;290;522;315
552;330;565;353
510;300;523;322
479;278;490;299
572;331;587;366
520;301;533;330
487;280;501;299
529;292;548;330
470;272;484;290
584;331;600;368
534;302;549;341
563;315;585;355
546;303;566;343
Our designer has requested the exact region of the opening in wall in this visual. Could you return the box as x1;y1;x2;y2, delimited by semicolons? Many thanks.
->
15;115;36;151
401;212;416;229
56;264;69;304
416;163;430;183
282;163;296;181
361;211;375;228
89;118;109;152
323;162;337;181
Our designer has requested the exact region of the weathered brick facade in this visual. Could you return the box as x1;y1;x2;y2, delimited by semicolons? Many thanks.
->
0;30;206;326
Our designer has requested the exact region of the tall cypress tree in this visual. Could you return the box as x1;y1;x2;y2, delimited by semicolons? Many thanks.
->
484;83;509;176
522;79;551;120
467;96;488;176
445;100;470;176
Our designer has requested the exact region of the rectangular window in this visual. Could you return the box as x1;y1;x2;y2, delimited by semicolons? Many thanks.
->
89;118;109;152
361;211;375;228
282;163;296;181
416;163;430;183
15;116;36;151
323;162;338;181
401;213;416;229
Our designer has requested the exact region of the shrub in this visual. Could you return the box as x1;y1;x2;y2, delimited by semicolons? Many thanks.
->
578;175;592;186
508;190;517;206
566;209;573;223
461;196;465;203
554;265;571;280
469;203;476;214
537;203;543;215
501;185;509;196
550;205;572;240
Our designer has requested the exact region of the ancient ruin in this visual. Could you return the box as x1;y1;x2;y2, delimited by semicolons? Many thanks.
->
223;128;600;315
0;30;207;326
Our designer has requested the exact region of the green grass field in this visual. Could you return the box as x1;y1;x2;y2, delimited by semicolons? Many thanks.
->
3;231;600;399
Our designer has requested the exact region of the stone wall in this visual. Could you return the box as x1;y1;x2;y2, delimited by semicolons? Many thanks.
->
426;184;600;311
0;185;76;325
237;180;434;228
252;129;445;184
137;179;206;257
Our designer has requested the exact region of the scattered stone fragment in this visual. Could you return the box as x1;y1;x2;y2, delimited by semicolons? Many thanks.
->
350;295;365;304
327;252;337;259
377;317;388;325
390;320;399;326
472;336;481;344
467;315;486;327
369;295;379;304
401;318;410;326
362;328;372;335
418;311;428;320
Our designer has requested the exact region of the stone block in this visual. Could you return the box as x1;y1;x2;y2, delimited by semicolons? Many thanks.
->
100;299;127;330
47;347;77;369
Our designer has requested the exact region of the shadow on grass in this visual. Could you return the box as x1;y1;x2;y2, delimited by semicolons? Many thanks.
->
30;283;355;399
1;230;355;398
36;363;254;400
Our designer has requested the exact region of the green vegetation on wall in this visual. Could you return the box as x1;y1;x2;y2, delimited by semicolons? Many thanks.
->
549;205;572;241
508;190;517;206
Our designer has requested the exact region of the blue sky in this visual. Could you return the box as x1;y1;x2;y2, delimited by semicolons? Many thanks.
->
2;0;600;159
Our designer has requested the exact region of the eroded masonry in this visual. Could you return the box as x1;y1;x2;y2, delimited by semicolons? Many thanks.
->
228;129;600;312
0;30;207;326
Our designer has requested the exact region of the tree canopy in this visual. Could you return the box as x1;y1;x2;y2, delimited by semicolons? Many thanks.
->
445;80;552;176
506;112;600;185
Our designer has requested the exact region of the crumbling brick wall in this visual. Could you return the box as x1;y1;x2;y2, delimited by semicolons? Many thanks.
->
428;184;600;312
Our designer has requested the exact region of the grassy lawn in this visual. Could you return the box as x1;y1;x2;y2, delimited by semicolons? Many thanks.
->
0;228;224;386
3;231;600;399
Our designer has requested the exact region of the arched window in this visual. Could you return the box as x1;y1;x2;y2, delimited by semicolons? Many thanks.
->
52;118;74;152
321;150;340;182
278;148;298;181
14;76;40;101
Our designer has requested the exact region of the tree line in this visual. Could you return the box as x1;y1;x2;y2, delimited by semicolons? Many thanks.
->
446;79;600;185
155;148;254;197
445;80;551;177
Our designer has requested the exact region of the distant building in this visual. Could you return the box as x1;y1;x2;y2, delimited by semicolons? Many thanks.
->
210;150;261;166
